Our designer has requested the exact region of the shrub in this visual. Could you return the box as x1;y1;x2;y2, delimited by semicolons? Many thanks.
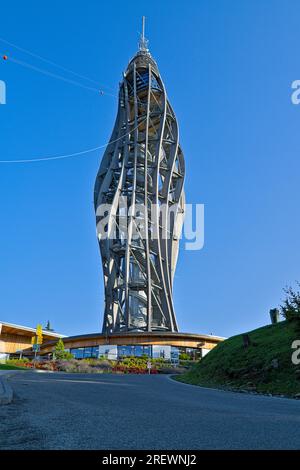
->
56;359;78;373
179;353;190;361
54;338;74;360
179;359;198;368
6;358;29;365
119;356;148;369
158;366;186;374
94;360;113;372
23;362;34;368
280;283;300;322
112;361;158;374
34;362;57;371
55;359;104;374
80;358;114;371
76;362;92;373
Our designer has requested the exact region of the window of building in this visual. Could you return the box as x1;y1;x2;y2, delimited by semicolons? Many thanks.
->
117;345;152;358
70;346;100;359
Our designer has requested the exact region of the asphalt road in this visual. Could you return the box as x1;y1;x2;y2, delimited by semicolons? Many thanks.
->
0;371;300;450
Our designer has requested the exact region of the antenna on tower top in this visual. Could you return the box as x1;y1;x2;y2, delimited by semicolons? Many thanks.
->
139;16;149;52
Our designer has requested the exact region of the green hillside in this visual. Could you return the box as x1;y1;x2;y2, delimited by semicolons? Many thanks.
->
177;321;300;397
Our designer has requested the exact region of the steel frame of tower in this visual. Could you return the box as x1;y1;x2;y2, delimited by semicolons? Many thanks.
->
94;42;185;334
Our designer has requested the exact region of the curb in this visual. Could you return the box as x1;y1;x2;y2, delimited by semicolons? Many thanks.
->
0;376;13;405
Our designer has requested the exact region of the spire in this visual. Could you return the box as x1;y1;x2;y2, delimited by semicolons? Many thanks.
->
138;16;149;53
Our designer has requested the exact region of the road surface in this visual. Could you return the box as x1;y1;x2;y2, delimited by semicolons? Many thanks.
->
0;372;299;449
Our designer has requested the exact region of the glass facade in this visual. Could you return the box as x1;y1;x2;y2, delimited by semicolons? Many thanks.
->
70;346;99;359
118;345;152;358
68;344;199;360
152;345;172;359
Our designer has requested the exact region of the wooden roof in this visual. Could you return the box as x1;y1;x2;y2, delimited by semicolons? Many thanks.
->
0;321;65;341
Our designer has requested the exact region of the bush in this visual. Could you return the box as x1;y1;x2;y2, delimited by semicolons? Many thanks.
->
94;360;113;372
55;359;112;374
76;362;92;373
6;358;29;365
280;283;300;322
179;359;198;368
112;364;158;374
119;356;148;369
158;366;187;375
56;359;79;373
179;353;190;361
34;361;57;371
5;358;33;368
82;358;113;367
54;338;74;360
20;357;186;375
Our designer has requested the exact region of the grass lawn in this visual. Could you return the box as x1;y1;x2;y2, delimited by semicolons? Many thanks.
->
0;363;28;371
176;320;300;397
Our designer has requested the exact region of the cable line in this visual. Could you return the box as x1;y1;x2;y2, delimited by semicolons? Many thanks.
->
0;118;146;164
7;55;101;93
0;35;115;92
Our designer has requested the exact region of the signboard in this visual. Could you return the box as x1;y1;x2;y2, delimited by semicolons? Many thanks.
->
32;344;40;352
171;348;179;365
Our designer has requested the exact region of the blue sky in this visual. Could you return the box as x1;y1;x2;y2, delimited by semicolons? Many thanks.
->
0;0;299;338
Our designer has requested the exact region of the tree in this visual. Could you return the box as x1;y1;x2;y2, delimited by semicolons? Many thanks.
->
280;282;300;321
45;320;54;332
54;338;73;360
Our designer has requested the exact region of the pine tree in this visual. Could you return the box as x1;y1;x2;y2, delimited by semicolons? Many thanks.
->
45;320;53;331
54;338;73;360
280;282;300;321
